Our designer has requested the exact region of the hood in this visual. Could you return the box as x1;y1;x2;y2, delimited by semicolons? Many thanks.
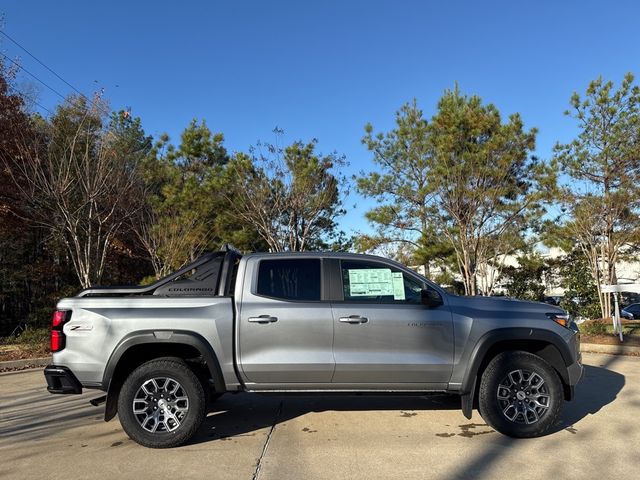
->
447;294;565;318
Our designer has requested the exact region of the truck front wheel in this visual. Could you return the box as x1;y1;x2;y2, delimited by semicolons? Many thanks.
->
117;358;206;448
478;351;563;438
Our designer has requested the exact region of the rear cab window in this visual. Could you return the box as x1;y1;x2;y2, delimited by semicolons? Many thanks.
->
256;258;321;301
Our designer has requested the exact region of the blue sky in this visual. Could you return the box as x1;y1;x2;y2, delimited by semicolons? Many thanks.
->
2;0;639;235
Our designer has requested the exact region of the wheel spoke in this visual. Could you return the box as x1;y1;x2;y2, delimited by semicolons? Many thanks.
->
141;383;153;396
497;392;511;401
533;393;550;408
133;399;148;414
524;405;539;424
502;404;518;421
508;370;523;385
164;410;181;431
173;406;188;414
528;372;544;388
142;414;155;431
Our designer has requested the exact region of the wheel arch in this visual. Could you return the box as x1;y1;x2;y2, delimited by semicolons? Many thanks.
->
459;328;574;419
102;330;226;421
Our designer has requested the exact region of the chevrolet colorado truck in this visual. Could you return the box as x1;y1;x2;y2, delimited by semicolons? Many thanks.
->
44;246;583;448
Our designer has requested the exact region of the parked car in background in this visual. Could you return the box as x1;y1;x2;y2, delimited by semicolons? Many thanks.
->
543;296;562;306
620;303;640;319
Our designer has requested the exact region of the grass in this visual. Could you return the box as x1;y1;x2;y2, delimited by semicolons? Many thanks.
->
0;327;50;361
579;319;640;347
580;319;640;336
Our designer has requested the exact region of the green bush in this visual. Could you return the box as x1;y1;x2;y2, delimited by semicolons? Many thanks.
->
555;251;601;320
579;320;609;335
1;326;49;346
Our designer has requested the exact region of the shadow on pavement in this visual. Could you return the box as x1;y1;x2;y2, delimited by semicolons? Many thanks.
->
446;355;626;480
0;390;105;443
1;355;626;453
189;359;625;446
189;391;462;445
553;363;625;431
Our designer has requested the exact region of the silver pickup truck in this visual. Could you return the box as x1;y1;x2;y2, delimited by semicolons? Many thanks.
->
44;246;583;448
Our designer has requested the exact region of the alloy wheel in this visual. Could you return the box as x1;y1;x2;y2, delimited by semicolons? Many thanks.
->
132;377;189;433
496;369;551;425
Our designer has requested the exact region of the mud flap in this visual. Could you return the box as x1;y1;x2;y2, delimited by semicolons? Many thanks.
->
461;376;476;420
104;383;120;421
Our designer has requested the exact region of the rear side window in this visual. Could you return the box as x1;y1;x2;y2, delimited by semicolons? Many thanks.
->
256;259;321;301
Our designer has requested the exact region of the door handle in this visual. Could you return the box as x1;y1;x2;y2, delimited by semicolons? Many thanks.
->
248;315;278;324
339;315;369;324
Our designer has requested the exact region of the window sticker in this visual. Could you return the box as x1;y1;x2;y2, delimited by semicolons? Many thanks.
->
347;268;405;300
391;272;406;300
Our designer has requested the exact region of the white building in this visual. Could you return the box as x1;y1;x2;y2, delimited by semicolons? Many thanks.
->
416;246;640;297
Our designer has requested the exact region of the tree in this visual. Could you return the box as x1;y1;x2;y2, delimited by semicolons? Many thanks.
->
552;250;601;320
552;73;640;318
502;252;547;301
225;135;347;252
428;87;551;295
2;94;150;288
475;227;529;296
358;101;444;274
0;58;52;332
360;88;551;295
136;120;229;278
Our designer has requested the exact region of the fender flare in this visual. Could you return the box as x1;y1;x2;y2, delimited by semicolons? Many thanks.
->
459;328;573;419
102;330;226;421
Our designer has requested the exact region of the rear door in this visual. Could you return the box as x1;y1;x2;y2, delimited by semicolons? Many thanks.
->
330;259;454;386
238;256;335;385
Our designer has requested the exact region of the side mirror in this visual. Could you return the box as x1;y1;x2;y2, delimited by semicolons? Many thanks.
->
421;288;443;308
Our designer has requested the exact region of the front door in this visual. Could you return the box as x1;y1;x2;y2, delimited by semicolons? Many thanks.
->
331;259;454;385
238;257;335;384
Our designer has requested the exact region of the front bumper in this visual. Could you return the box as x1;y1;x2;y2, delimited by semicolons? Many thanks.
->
44;365;82;394
566;325;584;387
564;351;584;400
567;354;584;386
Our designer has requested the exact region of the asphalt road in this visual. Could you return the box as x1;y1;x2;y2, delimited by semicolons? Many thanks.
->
1;352;638;480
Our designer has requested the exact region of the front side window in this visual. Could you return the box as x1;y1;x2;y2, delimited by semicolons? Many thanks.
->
341;260;424;303
256;259;321;301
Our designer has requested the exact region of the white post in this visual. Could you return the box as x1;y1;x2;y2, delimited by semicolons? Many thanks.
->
613;292;623;342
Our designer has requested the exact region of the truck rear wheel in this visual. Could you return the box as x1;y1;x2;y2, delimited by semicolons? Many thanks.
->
117;358;205;448
478;351;563;438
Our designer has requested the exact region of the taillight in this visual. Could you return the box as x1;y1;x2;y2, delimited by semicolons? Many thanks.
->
51;310;71;352
50;331;65;352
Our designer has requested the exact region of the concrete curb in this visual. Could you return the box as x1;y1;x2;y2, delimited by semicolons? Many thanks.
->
580;342;640;356
0;357;51;370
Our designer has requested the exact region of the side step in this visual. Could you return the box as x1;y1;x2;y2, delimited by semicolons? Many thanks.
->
90;395;107;407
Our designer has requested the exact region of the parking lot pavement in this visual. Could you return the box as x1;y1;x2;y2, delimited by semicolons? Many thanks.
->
1;352;638;480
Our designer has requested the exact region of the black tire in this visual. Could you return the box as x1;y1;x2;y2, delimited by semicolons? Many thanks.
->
478;351;563;438
118;357;205;448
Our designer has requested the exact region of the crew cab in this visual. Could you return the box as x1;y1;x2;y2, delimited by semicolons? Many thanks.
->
44;246;583;448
